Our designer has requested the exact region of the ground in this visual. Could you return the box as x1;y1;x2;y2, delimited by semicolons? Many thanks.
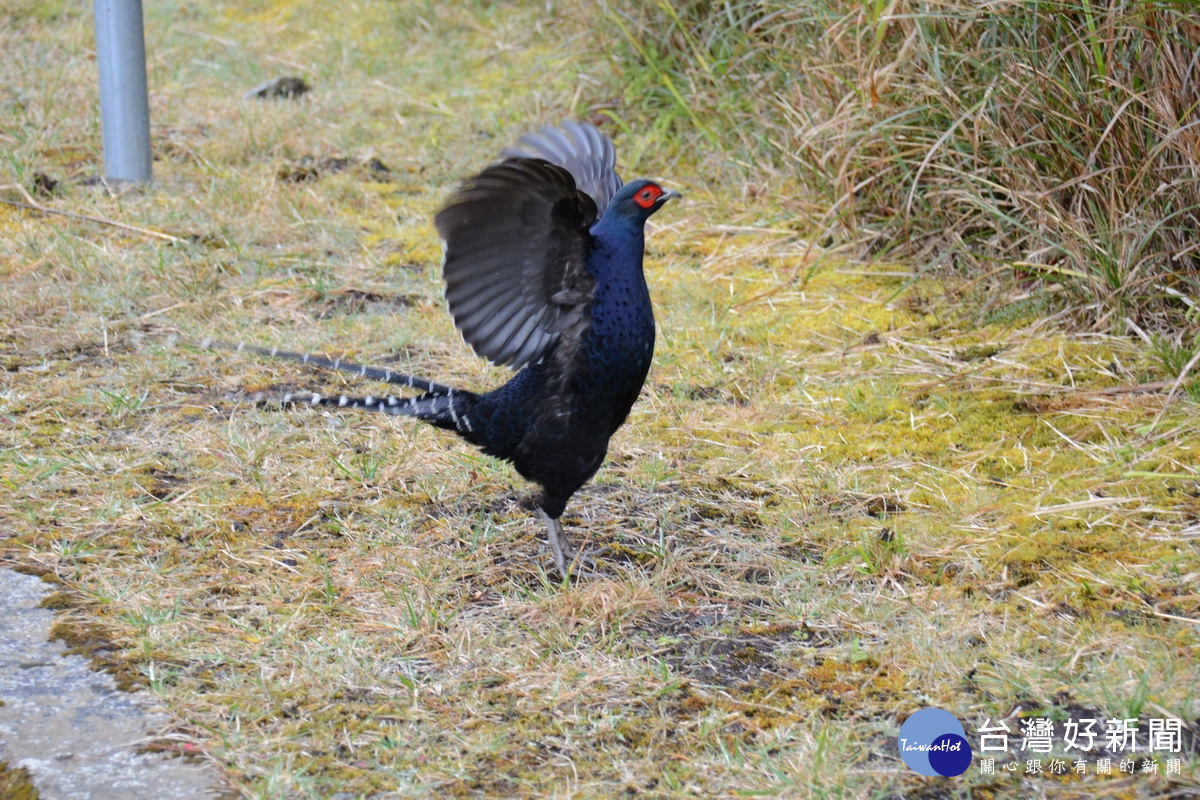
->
1;0;1197;797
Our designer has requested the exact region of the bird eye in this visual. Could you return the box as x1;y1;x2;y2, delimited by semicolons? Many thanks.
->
634;185;661;209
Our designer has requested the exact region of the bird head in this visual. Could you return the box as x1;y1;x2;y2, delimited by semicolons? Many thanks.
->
606;179;680;222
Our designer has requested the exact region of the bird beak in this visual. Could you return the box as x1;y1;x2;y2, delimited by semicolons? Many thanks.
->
659;189;681;205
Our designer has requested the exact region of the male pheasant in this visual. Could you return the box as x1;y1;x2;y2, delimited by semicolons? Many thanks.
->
224;121;678;574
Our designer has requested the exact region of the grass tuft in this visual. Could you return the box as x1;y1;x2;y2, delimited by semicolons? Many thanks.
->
579;0;1200;335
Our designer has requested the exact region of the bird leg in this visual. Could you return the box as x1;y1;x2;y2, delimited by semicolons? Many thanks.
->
538;508;570;576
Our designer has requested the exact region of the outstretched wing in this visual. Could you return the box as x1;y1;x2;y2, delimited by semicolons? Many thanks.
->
435;158;598;370
502;120;623;214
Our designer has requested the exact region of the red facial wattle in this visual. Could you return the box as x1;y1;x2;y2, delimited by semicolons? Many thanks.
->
634;185;663;209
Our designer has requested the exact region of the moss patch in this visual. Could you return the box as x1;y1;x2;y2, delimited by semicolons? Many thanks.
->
47;615;148;693
0;762;39;800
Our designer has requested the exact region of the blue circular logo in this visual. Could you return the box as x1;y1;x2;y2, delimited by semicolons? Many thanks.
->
898;708;973;776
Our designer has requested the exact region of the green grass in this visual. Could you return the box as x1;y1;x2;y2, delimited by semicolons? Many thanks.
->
2;0;1199;797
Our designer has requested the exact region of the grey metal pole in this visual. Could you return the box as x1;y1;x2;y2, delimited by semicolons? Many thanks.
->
93;0;152;184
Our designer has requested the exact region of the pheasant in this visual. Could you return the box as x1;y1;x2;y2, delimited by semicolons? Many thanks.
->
220;121;678;574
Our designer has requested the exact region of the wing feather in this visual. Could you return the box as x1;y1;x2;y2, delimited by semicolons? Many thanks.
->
435;158;598;369
502;120;623;213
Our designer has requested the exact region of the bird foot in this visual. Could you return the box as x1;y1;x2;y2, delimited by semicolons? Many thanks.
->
537;509;606;579
561;546;610;578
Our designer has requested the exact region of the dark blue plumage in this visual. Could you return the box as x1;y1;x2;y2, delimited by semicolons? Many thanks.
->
225;122;677;574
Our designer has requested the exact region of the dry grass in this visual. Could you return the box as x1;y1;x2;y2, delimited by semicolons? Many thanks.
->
585;0;1200;339
2;0;1199;797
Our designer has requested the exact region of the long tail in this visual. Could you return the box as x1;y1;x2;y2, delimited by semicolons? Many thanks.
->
204;338;455;395
270;389;480;435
